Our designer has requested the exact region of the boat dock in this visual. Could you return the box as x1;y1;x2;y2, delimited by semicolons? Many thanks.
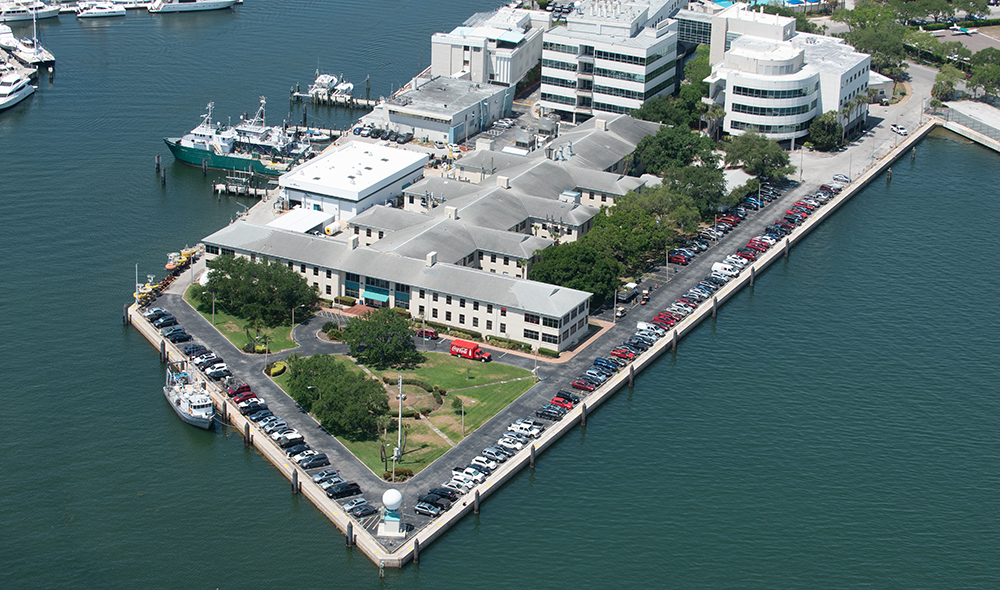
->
127;116;938;569
290;89;377;109
59;1;152;12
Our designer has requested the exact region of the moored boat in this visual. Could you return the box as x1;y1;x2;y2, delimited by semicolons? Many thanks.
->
77;2;126;17
0;23;17;49
0;69;34;110
148;0;235;13
0;1;59;22
163;370;215;430
163;98;313;177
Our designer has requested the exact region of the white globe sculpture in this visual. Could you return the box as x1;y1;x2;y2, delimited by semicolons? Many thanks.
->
382;488;403;511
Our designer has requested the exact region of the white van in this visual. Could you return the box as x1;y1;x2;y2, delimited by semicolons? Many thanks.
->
711;262;739;277
636;322;666;337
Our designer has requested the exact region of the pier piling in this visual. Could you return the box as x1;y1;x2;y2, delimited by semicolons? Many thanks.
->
292;470;298;495
202;159;207;176
155;154;160;173
628;364;634;387
161;168;166;186
244;422;250;447
474;489;480;514
159;340;166;363
672;330;677;352
784;238;789;258
346;522;353;547
581;403;587;427
122;303;128;326
529;444;535;469
712;296;717;318
750;264;755;287
414;538;420;564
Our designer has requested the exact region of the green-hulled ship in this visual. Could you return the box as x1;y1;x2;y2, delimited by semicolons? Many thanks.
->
164;97;312;177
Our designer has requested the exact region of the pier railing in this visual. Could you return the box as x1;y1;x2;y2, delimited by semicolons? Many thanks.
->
931;106;1000;144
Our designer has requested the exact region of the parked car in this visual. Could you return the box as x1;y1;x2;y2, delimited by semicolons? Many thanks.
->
143;307;168;321
312;469;341;483
570;380;595;392
414;502;441;517
351;504;378;518
342;498;368;511
205;365;231;379
418;494;452;509
891;124;908;136
161;325;185;337
283;443;309;457
300;454;330;469
428;487;460;501
167;331;192;343
327;482;362;499
152;315;178;329
184;344;207;357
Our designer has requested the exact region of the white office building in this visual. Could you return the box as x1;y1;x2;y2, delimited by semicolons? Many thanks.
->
705;3;871;142
430;7;551;85
277;142;428;221
539;0;684;122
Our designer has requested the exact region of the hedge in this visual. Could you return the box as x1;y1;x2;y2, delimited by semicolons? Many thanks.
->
335;296;356;306
432;390;443;405
391;307;411;319
538;347;559;358
918;18;1000;31
486;335;533;353
383;467;414;481
326;328;343;341
266;361;286;376
420;319;483;341
322;321;338;332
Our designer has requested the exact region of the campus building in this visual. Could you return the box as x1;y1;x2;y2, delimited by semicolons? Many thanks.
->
704;3;871;142
539;0;684;122
430;7;551;85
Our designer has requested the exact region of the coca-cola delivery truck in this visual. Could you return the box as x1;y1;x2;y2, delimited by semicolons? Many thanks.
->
449;339;492;362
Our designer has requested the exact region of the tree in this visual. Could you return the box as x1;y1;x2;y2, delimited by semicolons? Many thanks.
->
630;95;700;128
342;307;422;369
723;131;795;179
835;1;908;79
204;254;318;327
684;44;711;95
932;64;964;101
760;4;820;34
809;111;843;152
630;124;717;176
704;103;726;140
284;354;390;439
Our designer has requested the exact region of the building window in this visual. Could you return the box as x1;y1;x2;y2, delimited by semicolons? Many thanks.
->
419;289;425;299
578;318;586;329
472;317;479;327
500;308;506;317
486;320;493;330
432;309;438;318
459;298;466;308
366;228;372;237
345;285;359;298
205;245;220;255
218;247;235;256
562;330;569;340
473;301;479;311
419;305;425;315
491;254;497;263
378;231;384;239
543;41;578;54
300;264;306;273
326;270;332;279
542;333;559;344
446;295;452;305
570;324;577;335
346;272;360;283
459;314;465;324
525;313;540;324
578;303;586;314
313;282;319;289
524;329;539;340
571;308;578;319
487;304;493;314
500;322;506;333
433;293;439;302
543;317;559;328
446;311;452;321
249;253;256;261
354;226;360;235
313;266;319;276
503;256;509;266
542;58;577;71
367;277;390;290
288;261;294;269
326;285;332;295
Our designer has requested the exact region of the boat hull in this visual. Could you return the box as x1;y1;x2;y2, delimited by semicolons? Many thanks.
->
0;80;34;111
0;6;60;22
148;0;234;13
163;386;215;429
164;137;287;176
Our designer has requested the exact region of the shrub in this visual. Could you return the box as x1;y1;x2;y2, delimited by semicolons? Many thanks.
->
326;328;343;341
391;307;411;318
420;319;483;341
486;335;532;352
432;390;443;405
538;347;559;358
383;468;414;481
267;361;286;376
322;321;338;332
335;296;356;306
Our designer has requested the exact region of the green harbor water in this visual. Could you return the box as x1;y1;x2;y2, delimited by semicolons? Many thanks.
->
1;2;998;587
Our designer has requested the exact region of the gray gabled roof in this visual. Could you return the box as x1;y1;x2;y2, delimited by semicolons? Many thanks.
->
349;206;429;232
367;214;552;262
202;221;590;317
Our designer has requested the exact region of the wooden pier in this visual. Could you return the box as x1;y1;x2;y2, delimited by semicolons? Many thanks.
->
290;91;376;109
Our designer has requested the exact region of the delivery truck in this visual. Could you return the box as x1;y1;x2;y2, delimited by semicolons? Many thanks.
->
449;339;492;362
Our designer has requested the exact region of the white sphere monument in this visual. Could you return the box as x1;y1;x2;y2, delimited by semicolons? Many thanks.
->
377;488;405;538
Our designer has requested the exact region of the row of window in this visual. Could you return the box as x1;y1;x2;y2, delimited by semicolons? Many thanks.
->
542;92;575;106
731;100;817;118
543;41;577;54
593;101;630;114
541;75;576;89
593;84;645;101
594;48;670;66
732;84;817;100
730;119;812;134
542;58;576;72
387;108;451;125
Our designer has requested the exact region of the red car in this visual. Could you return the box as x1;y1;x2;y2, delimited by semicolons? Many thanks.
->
668;254;690;265
651;318;673;329
566;382;592;394
744;242;767;252
735;250;757;261
233;391;258;403
610;348;636;360
227;383;251;397
718;215;739;225
794;201;815;210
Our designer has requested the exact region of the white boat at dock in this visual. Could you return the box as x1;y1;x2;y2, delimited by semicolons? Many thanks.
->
163;369;215;430
11;10;52;67
77;2;126;17
0;1;59;22
0;23;16;49
0;69;34;110
148;0;235;13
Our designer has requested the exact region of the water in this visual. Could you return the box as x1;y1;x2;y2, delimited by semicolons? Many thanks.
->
2;3;999;586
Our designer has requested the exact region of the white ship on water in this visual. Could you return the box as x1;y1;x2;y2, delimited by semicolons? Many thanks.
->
163;369;215;429
148;0;235;13
0;1;59;23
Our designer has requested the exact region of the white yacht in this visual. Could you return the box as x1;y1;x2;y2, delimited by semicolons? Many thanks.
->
11;12;52;67
148;0;235;13
0;1;59;22
77;2;126;17
0;23;17;49
0;71;35;111
307;71;337;99
163;370;216;430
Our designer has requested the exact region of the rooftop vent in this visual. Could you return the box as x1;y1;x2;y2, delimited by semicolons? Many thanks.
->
426;251;438;267
349;235;359;250
497;175;510;189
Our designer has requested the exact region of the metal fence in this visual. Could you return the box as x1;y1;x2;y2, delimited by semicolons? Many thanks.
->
930;105;1000;143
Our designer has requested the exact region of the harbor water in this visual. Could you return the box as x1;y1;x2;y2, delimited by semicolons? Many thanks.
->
1;2;998;587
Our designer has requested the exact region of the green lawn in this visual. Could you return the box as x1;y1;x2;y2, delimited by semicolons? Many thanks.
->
429;378;535;444
184;285;297;352
338;421;451;477
376;351;531;391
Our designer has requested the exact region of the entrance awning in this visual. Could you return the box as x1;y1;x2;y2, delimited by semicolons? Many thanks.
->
362;291;389;303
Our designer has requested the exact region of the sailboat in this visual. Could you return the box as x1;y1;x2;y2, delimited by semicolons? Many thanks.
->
12;7;53;68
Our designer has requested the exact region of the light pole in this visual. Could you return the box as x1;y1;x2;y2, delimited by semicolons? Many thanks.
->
291;303;305;326
202;290;216;325
461;398;465;439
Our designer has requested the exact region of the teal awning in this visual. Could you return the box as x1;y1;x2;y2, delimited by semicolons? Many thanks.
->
362;291;389;303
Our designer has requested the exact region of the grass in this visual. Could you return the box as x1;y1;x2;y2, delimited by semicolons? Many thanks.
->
184;285;297;352
339;421;451;477
375;351;531;391
429;379;535;444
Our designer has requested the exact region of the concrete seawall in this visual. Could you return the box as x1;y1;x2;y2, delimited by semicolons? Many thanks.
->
128;118;938;568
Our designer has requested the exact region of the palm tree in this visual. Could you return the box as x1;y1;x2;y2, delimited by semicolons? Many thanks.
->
705;104;726;140
839;104;852;143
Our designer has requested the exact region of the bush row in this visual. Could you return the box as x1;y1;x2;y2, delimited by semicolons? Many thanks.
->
538;347;559;358
919;18;1000;31
383;467;414;481
418;319;483;342
486;335;533;353
335;296;356;306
